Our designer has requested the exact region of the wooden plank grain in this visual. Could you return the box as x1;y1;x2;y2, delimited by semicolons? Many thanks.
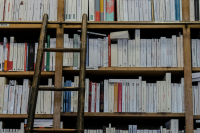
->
183;27;193;133
53;0;64;129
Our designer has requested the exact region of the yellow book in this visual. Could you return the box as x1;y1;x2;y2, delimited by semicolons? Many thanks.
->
100;0;104;21
114;83;118;112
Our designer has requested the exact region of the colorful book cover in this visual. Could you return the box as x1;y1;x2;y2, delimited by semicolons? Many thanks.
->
106;0;114;21
114;83;118;112
100;0;104;21
46;35;50;71
95;0;100;21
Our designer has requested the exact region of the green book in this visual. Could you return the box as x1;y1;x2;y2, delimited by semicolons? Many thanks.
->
73;34;78;67
46;35;50;71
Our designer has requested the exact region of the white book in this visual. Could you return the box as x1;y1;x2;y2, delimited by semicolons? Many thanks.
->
3;84;9;114
23;0;27;21
111;44;118;67
60;77;64;112
119;0;124;21
117;0;120;21
147;39;152;67
71;0;76;21
193;86;195;115
128;0;135;21
143;0;148;21
0;0;4;21
108;83;114;112
0;45;3;71
125;83;128;112
172;83;177;113
53;38;56;71
154;0;158;21
153;83;157;113
124;0;128;21
122;39;128;67
104;0;106;21
0;77;7;114
140;39;147;67
190;0;195;21
21;79;31;114
165;73;171;112
181;78;185;113
139;0;143;21
39;0;43;21
13;85;18;114
160;37;167;67
132;40;136;67
27;0;33;21
13;43;17;71
51;89;54;114
82;0;88;20
118;39;123;67
135;29;140;67
40;91;44;114
160;81;166;112
65;0;68;21
4;0;9;21
85;79;89;112
49;0;54;21
147;85;149;113
89;0;95;21
156;81;160;112
9;37;14;71
165;0;170;21
138;76;142;112
130;80;135;112
54;0;57;21
156;0;160;21
177;37;181;67
97;39;101;66
122;82;126;112
91;83;95;112
17;85;22;114
180;35;184;67
180;0;182;21
177;84;183;113
172;35;178;67
96;83;100;112
104;80;109;112
35;91;41;114
171;0;175;21
74;76;79;112
142;81;146;112
68;0;72;21
128;40;132;67
63;34;68;66
22;43;25;71
151;39;156;67
148;83;153;112
135;0;139;21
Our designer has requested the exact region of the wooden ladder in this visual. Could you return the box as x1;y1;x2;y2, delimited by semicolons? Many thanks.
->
25;13;87;133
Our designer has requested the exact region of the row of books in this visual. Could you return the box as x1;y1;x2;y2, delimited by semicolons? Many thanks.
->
24;119;63;128
60;73;185;113
190;0;200;21
85;120;180;133
0;0;57;21
192;72;200;82
191;39;200;67
0;122;24;133
64;0;183;22
192;83;200;115
0;77;54;114
0;36;56;71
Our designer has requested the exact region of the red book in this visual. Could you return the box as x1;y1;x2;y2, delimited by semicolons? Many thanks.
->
108;34;111;67
95;11;100;21
89;81;92;112
118;83;122;112
7;43;11;71
24;43;27;71
95;83;97;112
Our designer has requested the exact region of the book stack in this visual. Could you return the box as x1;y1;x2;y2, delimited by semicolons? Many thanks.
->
64;0;183;22
84;120;181;133
0;77;54;114
0;0;57;21
0;36;56;72
0;122;24;133
61;73;185;113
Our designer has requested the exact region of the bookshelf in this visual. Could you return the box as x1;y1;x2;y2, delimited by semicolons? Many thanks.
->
0;0;195;132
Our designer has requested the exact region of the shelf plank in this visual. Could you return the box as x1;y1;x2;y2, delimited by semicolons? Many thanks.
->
61;112;185;118
193;115;200;119
32;128;76;132
0;71;55;77
0;114;53;119
192;67;200;71
0;24;57;29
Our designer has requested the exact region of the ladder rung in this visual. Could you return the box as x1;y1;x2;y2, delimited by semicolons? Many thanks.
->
43;48;80;52
38;87;79;91
32;128;76;132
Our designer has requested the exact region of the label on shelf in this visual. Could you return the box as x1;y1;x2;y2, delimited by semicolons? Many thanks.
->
73;66;98;70
0;24;9;27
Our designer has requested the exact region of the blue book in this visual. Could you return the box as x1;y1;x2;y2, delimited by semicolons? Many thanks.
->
66;81;69;112
26;43;29;71
174;0;177;21
68;80;72;112
86;34;89;66
63;82;66;112
176;0;180;21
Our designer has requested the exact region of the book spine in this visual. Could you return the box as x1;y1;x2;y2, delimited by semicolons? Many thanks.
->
73;34;79;67
118;83;122;112
108;35;111;67
132;40;136;67
135;29;140;67
104;80;108;112
195;0;199;20
7;43;10;71
24;43;27;71
89;81;92;112
122;39;128;67
96;83;100;112
100;81;104;112
128;40;132;67
176;0;180;21
85;79;89;112
100;0;104;21
47;35;50;71
95;0;100;21
156;81;160;112
142;81;146;112
95;83;97;112
114;83;118;112
106;0;114;21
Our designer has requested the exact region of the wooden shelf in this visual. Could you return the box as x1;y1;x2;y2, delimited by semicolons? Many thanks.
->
61;112;185;118
0;71;55;78
0;24;57;29
192;67;200;71
32;128;76;132
0;114;53;119
193;115;200;119
63;67;184;76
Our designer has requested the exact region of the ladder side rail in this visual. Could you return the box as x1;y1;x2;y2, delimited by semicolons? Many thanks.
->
25;14;48;133
76;14;88;133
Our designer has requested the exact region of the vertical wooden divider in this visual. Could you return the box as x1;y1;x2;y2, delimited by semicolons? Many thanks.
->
183;26;193;133
182;0;193;132
53;0;64;129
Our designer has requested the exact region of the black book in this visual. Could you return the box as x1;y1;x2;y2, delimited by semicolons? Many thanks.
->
28;43;35;71
100;81;104;112
195;0;199;21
